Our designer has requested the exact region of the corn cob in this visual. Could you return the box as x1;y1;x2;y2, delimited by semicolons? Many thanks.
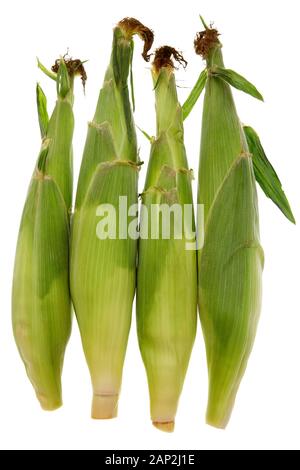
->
12;58;84;410
70;18;153;419
193;23;265;428
137;47;197;432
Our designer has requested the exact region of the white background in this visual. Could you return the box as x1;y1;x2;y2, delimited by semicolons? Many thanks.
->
1;0;299;450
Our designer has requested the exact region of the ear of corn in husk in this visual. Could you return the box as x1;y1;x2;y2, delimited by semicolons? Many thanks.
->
137;47;197;432
12;58;84;410
191;22;265;428
70;18;154;419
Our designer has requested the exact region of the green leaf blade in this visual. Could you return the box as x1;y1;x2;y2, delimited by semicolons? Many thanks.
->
244;126;296;224
212;66;264;101
37;57;57;81
136;125;152;142
182;69;207;120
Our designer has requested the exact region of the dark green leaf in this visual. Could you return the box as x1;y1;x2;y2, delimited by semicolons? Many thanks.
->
244;126;295;223
36;83;49;138
212;66;264;101
182;69;207;120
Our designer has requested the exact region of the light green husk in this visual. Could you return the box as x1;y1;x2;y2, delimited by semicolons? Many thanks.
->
70;18;153;419
137;50;197;432
196;25;264;428
12;59;75;410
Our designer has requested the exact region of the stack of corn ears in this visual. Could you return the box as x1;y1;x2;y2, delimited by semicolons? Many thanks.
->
12;57;85;410
70;18;154;419
182;18;295;428
137;46;197;432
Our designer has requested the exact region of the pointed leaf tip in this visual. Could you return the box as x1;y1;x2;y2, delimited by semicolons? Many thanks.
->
244;126;296;224
182;69;207;120
136;125;153;142
199;15;209;30
212;66;264;101
37;57;57;81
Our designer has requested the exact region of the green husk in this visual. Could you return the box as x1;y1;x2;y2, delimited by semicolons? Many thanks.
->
12;58;79;409
137;48;197;432
194;24;264;427
70;18;153;419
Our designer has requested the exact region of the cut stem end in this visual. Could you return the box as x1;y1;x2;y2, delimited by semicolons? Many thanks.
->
91;394;118;419
152;421;175;433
